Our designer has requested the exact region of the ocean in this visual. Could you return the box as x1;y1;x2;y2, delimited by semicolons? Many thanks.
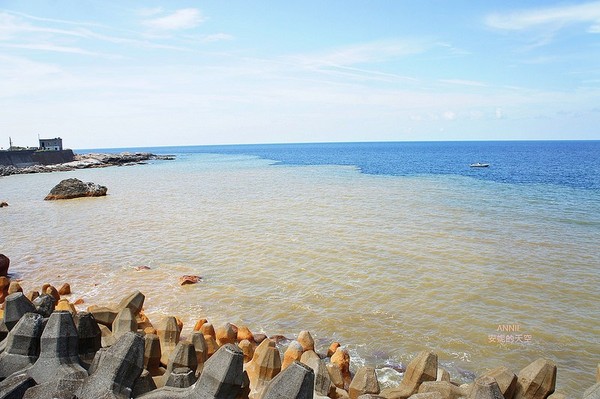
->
1;141;599;395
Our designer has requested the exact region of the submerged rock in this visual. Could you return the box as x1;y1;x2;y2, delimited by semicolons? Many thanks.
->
44;178;107;200
178;275;202;285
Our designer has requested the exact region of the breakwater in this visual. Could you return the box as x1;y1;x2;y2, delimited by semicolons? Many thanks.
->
0;149;75;167
0;152;173;176
1;280;595;399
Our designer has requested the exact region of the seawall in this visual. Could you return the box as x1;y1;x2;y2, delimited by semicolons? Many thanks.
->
0;149;74;167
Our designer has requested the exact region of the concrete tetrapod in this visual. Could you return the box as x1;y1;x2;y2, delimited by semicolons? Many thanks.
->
88;290;145;327
22;311;88;399
417;381;466;399
0;374;35;399
76;312;102;367
157;316;181;366
514;359;557;399
380;351;437;399
78;331;145;399
468;376;505;399
143;334;163;377
2;293;35;331
162;341;198;388
191;331;208;368
138;343;245;399
24;311;86;380
31;294;54;318
0;313;43;381
481;366;517;399
245;339;281;397
348;367;380;399
300;350;333;397
282;341;303;370
259;360;315;399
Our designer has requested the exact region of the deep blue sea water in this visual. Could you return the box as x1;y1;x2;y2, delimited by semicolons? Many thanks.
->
85;141;600;190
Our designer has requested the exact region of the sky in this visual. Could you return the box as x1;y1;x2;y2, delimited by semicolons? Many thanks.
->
1;1;600;149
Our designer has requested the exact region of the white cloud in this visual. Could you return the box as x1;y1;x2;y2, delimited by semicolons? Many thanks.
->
486;1;600;32
143;8;205;31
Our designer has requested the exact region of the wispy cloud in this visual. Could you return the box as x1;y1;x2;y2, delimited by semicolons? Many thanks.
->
0;10;211;56
439;79;487;87
201;33;234;43
486;1;600;33
142;8;205;31
182;33;235;44
294;39;428;67
1;9;107;28
0;42;119;57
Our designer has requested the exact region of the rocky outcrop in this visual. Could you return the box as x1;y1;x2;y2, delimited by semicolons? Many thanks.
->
0;152;174;177
44;178;107;200
0;255;9;277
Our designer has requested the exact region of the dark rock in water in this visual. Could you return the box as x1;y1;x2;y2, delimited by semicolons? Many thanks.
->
178;275;202;285
0;202;8;208
44;178;107;200
0;254;8;277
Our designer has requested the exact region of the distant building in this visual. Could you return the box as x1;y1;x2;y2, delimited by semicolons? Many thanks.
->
39;137;63;151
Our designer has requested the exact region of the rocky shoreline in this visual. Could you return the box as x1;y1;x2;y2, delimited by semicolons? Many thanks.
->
0;152;175;177
0;255;598;399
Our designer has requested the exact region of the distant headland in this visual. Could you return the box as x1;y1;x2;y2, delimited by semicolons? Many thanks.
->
0;152;175;177
0;136;174;177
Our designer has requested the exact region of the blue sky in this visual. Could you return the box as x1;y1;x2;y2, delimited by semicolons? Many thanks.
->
1;1;599;149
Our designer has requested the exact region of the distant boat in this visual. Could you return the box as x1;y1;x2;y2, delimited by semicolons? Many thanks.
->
470;162;490;168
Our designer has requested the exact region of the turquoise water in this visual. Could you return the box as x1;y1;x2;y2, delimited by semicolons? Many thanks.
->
1;141;599;395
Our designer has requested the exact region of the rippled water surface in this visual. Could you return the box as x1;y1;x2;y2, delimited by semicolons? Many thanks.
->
1;148;599;396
